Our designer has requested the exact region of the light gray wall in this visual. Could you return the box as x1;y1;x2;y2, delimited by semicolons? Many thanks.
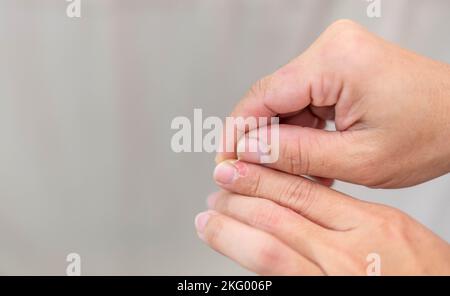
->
0;0;448;275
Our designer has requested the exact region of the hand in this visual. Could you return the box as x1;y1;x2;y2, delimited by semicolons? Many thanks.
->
216;19;450;188
194;160;450;275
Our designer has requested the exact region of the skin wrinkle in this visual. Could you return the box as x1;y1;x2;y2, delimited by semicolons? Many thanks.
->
200;19;450;275
279;177;299;211
290;179;315;219
256;75;279;116
252;173;262;198
297;130;311;176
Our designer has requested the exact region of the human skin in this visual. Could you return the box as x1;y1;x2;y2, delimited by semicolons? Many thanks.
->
194;160;450;275
216;19;450;188
195;20;450;274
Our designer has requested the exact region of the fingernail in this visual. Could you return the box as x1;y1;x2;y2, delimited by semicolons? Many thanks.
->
213;161;238;184
237;136;270;162
207;193;219;209
195;212;210;235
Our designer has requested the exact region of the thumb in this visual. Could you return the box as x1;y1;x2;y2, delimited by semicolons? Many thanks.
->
236;124;376;186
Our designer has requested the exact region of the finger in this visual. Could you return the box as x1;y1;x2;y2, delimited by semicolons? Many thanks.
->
206;192;336;268
216;106;325;164
213;161;365;230
280;109;326;129
281;112;333;188
246;108;334;188
195;210;323;275
215;50;344;163
236;124;374;186
269;118;334;186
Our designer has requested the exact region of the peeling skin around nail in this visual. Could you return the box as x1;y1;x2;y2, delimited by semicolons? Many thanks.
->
233;160;248;178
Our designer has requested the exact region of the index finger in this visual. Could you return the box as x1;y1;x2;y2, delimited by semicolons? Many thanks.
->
216;59;315;163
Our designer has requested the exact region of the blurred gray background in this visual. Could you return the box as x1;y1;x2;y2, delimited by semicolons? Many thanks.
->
0;0;448;275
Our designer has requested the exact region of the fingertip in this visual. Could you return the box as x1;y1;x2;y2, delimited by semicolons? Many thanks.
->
213;161;238;185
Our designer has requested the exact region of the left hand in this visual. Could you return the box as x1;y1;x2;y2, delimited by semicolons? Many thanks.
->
194;160;450;275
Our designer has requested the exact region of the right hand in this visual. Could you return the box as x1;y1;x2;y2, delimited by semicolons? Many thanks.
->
217;19;450;188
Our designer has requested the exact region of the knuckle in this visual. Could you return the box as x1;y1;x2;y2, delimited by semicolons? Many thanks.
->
254;241;283;273
384;210;410;239
326;19;364;45
249;201;283;231
281;142;302;175
318;19;375;71
370;206;410;241
279;179;316;215
213;194;230;213
310;72;343;106
328;19;360;33
296;133;313;175
280;134;311;175
248;173;263;197
203;215;224;246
